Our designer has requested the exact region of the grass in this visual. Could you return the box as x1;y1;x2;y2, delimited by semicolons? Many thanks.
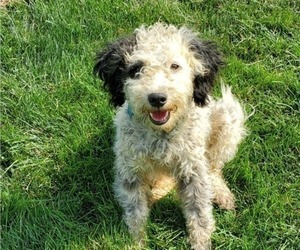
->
0;0;299;249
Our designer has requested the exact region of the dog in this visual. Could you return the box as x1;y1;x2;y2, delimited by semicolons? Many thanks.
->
94;23;246;250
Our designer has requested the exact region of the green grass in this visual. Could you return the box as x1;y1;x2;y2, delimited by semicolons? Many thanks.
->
1;0;299;249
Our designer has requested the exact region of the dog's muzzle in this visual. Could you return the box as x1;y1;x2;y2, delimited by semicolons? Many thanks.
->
147;93;170;125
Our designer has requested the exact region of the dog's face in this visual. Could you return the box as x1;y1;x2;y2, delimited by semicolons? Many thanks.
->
94;23;223;132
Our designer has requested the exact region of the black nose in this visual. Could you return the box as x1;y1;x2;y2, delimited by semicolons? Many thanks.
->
148;93;168;108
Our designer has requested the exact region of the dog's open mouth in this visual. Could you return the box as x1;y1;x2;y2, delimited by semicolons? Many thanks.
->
149;110;170;125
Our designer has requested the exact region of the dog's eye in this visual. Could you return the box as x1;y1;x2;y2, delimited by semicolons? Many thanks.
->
170;63;180;70
127;61;144;79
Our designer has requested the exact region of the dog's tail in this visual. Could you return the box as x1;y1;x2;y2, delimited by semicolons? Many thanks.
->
220;84;247;124
207;85;248;170
220;84;254;121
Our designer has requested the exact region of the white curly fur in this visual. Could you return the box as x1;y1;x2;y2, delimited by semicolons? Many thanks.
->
95;23;247;250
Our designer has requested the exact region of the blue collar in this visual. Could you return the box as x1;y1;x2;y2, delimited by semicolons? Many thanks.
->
127;104;134;118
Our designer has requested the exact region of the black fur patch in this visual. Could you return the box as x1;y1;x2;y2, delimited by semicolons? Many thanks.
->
93;35;137;107
189;40;225;107
126;60;144;79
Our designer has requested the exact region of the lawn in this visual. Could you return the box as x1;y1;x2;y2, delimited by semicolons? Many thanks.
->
1;0;299;249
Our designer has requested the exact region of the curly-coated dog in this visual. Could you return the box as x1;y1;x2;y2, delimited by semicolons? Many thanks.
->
94;23;246;250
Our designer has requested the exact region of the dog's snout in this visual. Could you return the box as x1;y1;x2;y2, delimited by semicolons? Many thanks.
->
148;93;168;108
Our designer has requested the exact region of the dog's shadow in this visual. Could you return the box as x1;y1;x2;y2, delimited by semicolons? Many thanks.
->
51;119;133;246
147;195;189;249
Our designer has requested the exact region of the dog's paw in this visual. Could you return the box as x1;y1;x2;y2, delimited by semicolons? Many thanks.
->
189;237;212;250
213;190;236;210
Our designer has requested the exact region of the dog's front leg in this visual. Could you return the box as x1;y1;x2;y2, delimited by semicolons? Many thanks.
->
178;171;215;250
114;172;149;247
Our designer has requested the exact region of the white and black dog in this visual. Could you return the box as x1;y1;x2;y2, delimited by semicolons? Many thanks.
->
94;23;246;250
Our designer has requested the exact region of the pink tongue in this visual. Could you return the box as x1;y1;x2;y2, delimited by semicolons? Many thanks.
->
150;111;168;122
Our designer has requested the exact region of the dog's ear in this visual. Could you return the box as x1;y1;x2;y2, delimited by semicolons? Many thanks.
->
93;35;136;107
189;39;224;106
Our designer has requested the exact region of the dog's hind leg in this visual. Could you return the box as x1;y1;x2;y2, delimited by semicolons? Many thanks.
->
207;85;246;210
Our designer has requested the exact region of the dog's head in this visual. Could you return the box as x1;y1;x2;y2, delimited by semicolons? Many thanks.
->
94;23;224;131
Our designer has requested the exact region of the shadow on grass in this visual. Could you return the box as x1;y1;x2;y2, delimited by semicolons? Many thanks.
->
148;196;188;249
3;121;128;249
51;121;127;239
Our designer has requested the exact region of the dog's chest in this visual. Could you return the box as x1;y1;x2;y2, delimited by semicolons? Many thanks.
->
127;128;193;167
139;132;174;158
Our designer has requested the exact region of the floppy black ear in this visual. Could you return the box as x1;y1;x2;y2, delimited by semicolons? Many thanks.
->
190;39;224;106
93;35;137;107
